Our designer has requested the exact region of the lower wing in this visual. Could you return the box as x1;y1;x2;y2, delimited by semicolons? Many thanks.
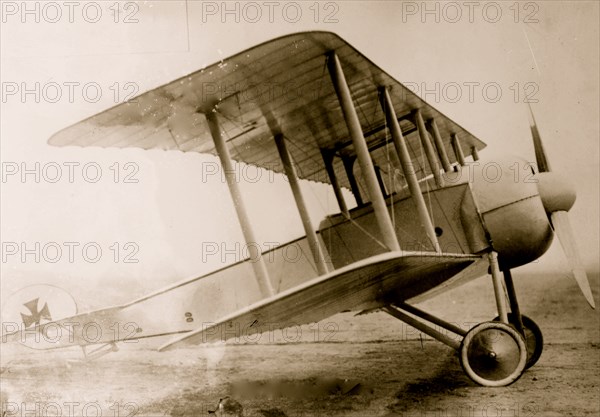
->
159;251;484;351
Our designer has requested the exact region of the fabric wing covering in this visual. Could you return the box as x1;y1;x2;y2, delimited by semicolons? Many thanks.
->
49;31;485;191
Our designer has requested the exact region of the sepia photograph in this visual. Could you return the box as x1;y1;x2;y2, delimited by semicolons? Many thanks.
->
1;1;599;416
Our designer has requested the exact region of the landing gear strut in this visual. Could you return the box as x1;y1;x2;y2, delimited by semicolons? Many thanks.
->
496;269;544;369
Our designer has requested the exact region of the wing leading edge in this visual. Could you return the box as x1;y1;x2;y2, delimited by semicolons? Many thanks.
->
159;252;483;351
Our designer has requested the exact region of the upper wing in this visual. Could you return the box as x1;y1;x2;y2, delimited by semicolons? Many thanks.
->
48;31;485;189
159;251;482;351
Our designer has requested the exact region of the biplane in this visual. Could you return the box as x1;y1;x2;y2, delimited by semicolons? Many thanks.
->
2;31;595;387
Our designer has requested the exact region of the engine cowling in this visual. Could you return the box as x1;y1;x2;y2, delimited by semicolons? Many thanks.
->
463;156;554;269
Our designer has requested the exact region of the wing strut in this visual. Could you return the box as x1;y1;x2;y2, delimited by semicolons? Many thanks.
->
343;157;363;206
414;109;444;187
275;134;330;276
471;146;480;161
452;133;466;166
427;119;452;173
321;150;349;216
205;111;275;297
380;87;441;253
327;52;400;252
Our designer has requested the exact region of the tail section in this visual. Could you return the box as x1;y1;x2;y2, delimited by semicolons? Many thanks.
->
2;284;77;350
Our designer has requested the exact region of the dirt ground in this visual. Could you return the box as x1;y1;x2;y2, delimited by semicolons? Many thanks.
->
1;270;599;417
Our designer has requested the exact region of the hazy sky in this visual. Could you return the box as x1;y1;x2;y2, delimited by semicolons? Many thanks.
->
1;1;598;306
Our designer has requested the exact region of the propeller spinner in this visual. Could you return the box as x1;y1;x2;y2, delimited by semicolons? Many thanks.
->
529;107;595;308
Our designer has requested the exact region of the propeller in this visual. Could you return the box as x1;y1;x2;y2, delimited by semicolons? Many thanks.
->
528;109;551;173
529;105;595;308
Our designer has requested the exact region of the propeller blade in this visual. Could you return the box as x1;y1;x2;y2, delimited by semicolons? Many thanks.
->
528;104;551;173
551;211;595;308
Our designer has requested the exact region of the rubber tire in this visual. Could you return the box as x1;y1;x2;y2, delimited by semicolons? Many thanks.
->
460;321;527;387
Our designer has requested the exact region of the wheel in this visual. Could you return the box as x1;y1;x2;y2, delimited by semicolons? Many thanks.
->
494;314;543;369
459;321;527;387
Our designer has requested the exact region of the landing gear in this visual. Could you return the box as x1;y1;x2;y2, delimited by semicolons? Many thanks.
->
382;252;542;387
384;302;529;387
459;322;527;387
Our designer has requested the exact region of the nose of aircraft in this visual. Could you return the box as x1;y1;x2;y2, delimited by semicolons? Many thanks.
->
529;109;595;308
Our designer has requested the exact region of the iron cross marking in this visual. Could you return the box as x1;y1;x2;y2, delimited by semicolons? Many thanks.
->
20;298;52;328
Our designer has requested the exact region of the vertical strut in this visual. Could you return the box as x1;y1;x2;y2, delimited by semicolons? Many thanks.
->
374;165;388;197
379;88;440;252
503;269;524;333
414;109;444;187
205;111;275;298
471;146;480;161
327;52;400;252
321;150;349;216
343;157;363;206
427;119;452;173
452;133;466;166
275;134;330;276
489;251;508;323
